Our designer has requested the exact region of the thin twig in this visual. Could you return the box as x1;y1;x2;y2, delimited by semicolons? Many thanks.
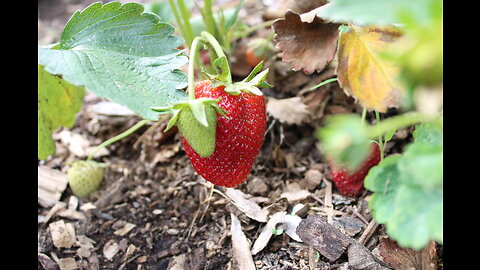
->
199;183;215;222
358;219;379;245
323;178;333;224
352;209;370;225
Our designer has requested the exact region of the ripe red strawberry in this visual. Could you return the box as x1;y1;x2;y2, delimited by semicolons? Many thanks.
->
182;80;267;187
329;143;381;197
246;48;262;68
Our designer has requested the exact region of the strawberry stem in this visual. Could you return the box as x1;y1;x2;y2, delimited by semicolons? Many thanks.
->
201;31;232;84
188;36;206;100
187;32;231;100
86;119;150;161
309;78;338;91
367;112;439;140
361;107;367;124
375;111;384;160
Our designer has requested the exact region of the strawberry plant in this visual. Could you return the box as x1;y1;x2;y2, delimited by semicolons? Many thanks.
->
273;0;442;250
38;1;271;196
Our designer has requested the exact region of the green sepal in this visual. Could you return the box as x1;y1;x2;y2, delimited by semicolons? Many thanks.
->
247;68;270;86
243;61;264;82
224;67;271;96
151;98;224;157
177;104;217;157
164;110;180;132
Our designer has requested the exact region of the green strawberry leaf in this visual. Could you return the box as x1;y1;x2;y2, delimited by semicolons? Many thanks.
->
38;1;188;121
225;0;244;31
397;142;442;190
38;65;85;160
364;121;443;250
364;155;402;223
320;0;440;27
383;127;396;143
412;119;443;144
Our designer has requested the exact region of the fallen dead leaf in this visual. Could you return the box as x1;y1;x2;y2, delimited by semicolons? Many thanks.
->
230;214;256;270
266;97;311;125
273;6;339;74
225;188;268;223
374;236;437;270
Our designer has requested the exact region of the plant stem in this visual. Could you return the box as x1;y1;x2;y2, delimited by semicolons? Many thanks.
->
201;31;227;59
86;119;150;161
168;0;188;45
375;111;384;160
367;112;437;140
200;31;232;84
202;0;217;38
177;0;194;47
188;36;206;100
310;78;338;91
234;19;276;40
361;107;367;124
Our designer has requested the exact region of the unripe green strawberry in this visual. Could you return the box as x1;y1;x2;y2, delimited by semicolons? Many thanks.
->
67;160;105;198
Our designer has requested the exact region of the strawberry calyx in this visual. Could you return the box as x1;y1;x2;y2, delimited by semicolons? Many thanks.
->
207;61;272;96
152;97;227;157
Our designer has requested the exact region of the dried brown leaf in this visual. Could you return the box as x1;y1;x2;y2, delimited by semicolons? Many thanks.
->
266;97;311;125
225;188;268;223
375;236;437;270
273;7;339;74
230;214;256;270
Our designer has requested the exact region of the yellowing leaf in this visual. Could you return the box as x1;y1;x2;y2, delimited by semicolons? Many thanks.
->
337;26;403;112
